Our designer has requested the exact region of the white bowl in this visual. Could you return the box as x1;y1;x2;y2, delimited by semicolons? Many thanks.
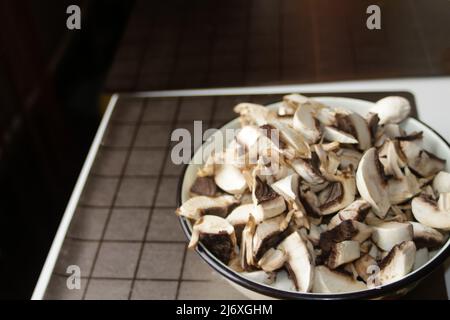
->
178;97;450;300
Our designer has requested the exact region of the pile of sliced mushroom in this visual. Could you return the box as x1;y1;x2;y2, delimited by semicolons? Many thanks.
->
176;94;449;294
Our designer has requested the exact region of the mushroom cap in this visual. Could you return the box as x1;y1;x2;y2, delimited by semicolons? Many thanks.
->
356;148;390;218
371;96;411;125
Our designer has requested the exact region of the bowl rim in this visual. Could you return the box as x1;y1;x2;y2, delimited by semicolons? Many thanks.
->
177;97;450;300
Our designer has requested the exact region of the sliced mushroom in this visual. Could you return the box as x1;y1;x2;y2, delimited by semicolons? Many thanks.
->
410;221;444;249
280;232;314;292
378;241;416;286
356;147;390;218
312;266;366;293
354;254;378;282
235;125;262;149
279;94;308;116
323;126;358;144
289;158;325;185
387;167;421;205
189;215;237;265
433;171;450;194
411;193;450;230
214;164;248;195
176;195;239;220
253;214;291;261
318;173;356;215
383;124;405;139
252;176;286;219
371;222;413;251
269;120;311;159
293;103;322;144
257;247;287;272
190;176;217;196
337;148;362;171
234;103;272;126
226;204;261;244
240;214;257;269
336;112;372;150
328;200;372;229
379;139;407;179
327;240;361;269
413;248;429;271
270;174;299;203
370;96;411;125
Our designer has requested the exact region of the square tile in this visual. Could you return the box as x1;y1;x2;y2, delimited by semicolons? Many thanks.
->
146;208;186;242
214;95;250;121
84;279;132;300
143;98;178;122
104;208;150;241
163;159;186;176
54;239;99;277
111;98;144;123
102;124;136;147
79;177;119;206
137;243;185;279
182;250;218;281
125;149;165;176
92;242;141;278
177;97;214;121
135;124;172;147
91;148;128;176
130;280;177;300
155;177;180;207
136;73;171;91
116;177;158;207
177;279;248;300
44;274;87;300
67;207;109;240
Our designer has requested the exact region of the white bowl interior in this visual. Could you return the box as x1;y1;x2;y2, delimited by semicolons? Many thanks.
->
181;96;450;296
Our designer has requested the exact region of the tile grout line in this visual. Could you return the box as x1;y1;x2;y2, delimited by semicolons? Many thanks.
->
174;96;219;300
127;97;182;300
81;98;147;299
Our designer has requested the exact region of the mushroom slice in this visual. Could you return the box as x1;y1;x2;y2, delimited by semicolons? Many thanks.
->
413;248;429;271
371;222;413;251
328;200;371;229
356;147;390;218
323;126;358;144
234;103;272;126
387;167;421;205
176;195;239;220
190;176;217;196
433;171;450;194
319;220;370;253
189;215;237;265
337;148;362;171
270;174;299;202
240;215;257;269
379;139;407;179
327;240;361;269
313;266;366;293
214;164;248;195
411;193;450;231
383;124;405;139
293;103;322;144
257;247;287;272
336;113;372;150
354;254;378;282
227;204;261;245
370;96;411;125
269;120;311;158
410;221;444;249
378;241;416;286
252;176;286;219
289;158;325;185
253;215;291;261
280;232;314;292
235;125;262;149
318;173;356;215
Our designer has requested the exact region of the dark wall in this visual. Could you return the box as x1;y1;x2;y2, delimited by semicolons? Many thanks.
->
0;0;133;299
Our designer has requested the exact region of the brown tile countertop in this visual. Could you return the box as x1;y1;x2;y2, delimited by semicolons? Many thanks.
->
38;90;448;300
